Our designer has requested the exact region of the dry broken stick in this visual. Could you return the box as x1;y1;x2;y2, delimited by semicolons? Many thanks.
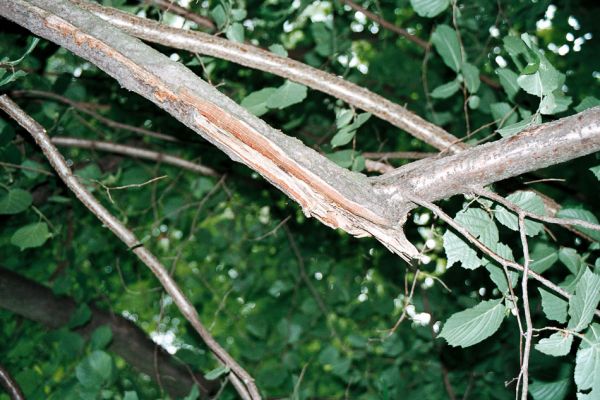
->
51;136;219;177
0;95;261;400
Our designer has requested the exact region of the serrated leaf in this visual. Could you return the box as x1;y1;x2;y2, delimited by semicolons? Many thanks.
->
438;299;505;347
496;68;520;99
494;191;545;236
559;248;582;275
462;62;480;93
204;365;230;380
266;81;307;109
10;222;51;250
556;208;600;242
568;268;600;332
456;208;499;248
486;263;517;294
443;230;483;270
535;332;573;356
432;25;462;72
530;242;558;274
529;378;570;400
430;80;460;99
410;0;450;17
539;288;568;323
574;324;600;395
0;188;32;215
490;102;518;128
240;87;277;116
574;96;600;113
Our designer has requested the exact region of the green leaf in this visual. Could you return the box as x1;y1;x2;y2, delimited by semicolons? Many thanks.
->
231;9;247;22
3;37;40;67
443;230;483;270
0;188;32;215
410;0;449;17
529;242;558;274
462;62;480;93
0;70;28;87
69;304;92;329
268;44;287;57
529;378;570;400
556;208;600;242
430;80;460;99
503;36;528;59
574;324;600;396
497;114;540;137
490;102;518;128
539;288;568;323
123;391;139;400
535;332;573;356
496;68;520;99
335;109;353;128
486;263;517;294
90;326;113;350
431;25;462;72
517;54;562;97
210;5;227;29
326;150;354;168
225;23;244;43
240;87;277;116
76;350;113;389
183;385;200;400
568;268;600;332
468;95;480;110
559;248;582;275
438;299;505;347
540;91;572;115
10;222;51;250
204;365;230;380
494;191;545;236
266;81;307;109
590;166;600;181
574;96;600;113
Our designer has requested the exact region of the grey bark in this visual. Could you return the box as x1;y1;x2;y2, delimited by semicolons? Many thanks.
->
0;267;217;399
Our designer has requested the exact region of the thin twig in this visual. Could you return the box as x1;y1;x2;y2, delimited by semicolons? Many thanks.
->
0;365;25;400
52;136;219;177
0;95;261;400
11;90;179;142
146;0;215;31
518;214;533;400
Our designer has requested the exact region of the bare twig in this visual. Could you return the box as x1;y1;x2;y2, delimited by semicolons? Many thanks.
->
0;95;261;400
518;214;533;400
12;90;179;142
146;0;215;31
51;136;219;177
473;187;600;232
362;151;433;160
0;365;25;400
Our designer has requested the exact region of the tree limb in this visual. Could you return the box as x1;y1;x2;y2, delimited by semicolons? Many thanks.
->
51;136;219;177
0;94;261;400
0;266;217;399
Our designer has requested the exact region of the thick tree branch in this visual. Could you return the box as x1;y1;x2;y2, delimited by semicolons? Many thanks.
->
71;0;464;153
0;364;24;400
0;95;260;400
0;267;217;399
51;136;219;177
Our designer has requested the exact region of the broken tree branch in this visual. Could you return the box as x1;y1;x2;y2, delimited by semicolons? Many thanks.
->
0;94;260;400
51;136;219;177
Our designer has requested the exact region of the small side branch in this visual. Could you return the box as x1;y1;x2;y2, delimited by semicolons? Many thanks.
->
51;136;220;177
146;0;215;31
518;215;533;400
0;365;24;400
0;95;261;400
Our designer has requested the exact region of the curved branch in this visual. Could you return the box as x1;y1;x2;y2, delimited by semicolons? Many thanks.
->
0;267;217;399
0;95;261;400
51;136;220;177
71;0;464;153
0;365;24;400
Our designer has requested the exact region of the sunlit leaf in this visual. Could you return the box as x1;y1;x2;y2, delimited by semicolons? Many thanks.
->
438;299;505;347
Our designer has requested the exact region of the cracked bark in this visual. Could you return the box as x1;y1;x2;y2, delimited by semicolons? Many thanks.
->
1;0;599;261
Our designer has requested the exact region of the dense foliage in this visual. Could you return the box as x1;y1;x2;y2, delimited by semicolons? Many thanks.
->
1;0;599;399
